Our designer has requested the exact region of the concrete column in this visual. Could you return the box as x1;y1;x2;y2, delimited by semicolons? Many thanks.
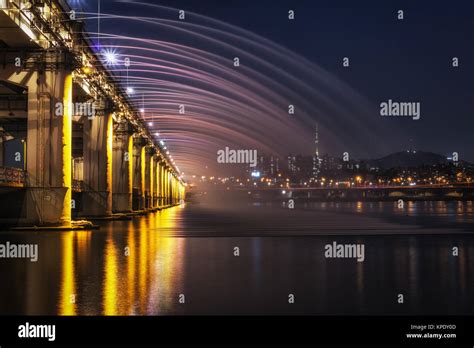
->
25;69;73;226
153;156;159;208
170;174;175;205
162;167;167;206
174;176;178;204
140;145;146;210
154;160;158;208
178;182;184;203
166;168;171;206
174;177;178;204
172;174;176;204
112;122;133;213
82;112;113;216
149;153;155;209
157;160;163;207
132;136;146;211
159;161;161;207
175;179;179;203
155;157;160;207
143;146;153;209
169;170;173;205
159;159;164;207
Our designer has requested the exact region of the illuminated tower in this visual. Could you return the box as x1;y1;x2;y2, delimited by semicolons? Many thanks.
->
312;124;321;179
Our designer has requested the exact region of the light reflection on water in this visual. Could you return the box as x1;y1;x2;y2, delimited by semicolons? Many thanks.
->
0;201;473;316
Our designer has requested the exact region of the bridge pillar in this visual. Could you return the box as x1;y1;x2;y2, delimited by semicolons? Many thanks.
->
175;177;179;204
157;160;163;207
153;155;160;208
169;169;173;205
165;168;171;206
174;176;178;204
82;112;113;217
162;167;167;206
172;174;175;204
180;182;186;203
149;153;155;209
132;136;146;211
159;159;166;207
21;69;73;226
155;158;160;207
144;147;155;210
112;122;133;213
171;174;175;205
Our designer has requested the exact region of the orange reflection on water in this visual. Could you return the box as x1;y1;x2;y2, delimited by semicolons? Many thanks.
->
59;231;91;315
126;226;137;314
103;232;118;315
98;207;185;315
151;209;186;313
136;217;147;313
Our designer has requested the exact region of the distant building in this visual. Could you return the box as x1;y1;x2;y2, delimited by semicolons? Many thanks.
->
312;123;321;179
288;155;297;173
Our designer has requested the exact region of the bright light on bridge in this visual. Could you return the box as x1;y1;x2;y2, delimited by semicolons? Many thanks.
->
102;49;118;66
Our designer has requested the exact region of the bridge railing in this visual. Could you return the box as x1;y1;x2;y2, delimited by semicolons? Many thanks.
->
0;167;25;186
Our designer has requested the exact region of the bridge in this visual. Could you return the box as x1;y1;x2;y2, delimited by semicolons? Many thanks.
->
0;0;185;227
193;184;474;202
272;184;474;201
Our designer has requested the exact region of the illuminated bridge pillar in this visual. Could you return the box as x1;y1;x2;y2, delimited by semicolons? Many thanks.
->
24;69;73;226
161;166;166;206
153;155;160;208
179;182;186;203
160;160;166;207
175;177;180;204
169;170;174;205
112;122;133;213
174;176;180;204
143;146;153;210
171;172;176;205
163;164;168;207
171;174;176;205
157;160;164;207
149;153;155;209
132;136;146;211
155;158;161;208
82;112;113;216
168;172;172;205
163;167;168;206
166;168;171;206
176;177;180;203
169;174;173;205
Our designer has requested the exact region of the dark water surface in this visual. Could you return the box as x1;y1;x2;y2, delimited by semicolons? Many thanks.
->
0;201;473;315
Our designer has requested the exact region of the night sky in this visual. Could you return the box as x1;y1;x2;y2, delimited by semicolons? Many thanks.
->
72;0;473;176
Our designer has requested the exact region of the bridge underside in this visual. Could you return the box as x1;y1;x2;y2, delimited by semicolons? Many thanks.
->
0;3;185;228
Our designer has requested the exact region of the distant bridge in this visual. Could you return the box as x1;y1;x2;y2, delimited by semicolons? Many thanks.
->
207;184;474;201
0;1;185;227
